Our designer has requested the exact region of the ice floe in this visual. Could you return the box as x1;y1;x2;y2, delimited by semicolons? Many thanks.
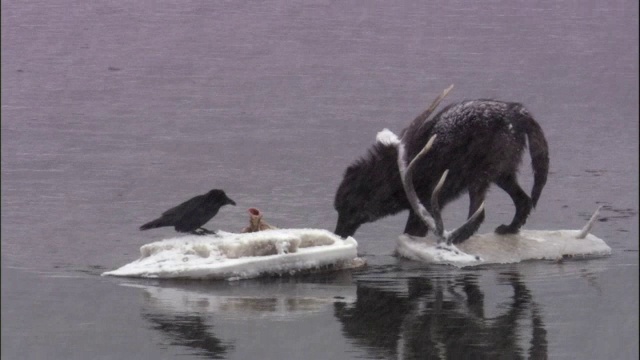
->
397;229;611;267
102;229;364;280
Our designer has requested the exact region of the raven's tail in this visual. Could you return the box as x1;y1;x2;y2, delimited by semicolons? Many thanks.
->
139;217;169;231
515;105;549;208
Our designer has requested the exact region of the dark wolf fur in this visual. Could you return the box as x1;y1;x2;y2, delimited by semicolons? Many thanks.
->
334;100;549;242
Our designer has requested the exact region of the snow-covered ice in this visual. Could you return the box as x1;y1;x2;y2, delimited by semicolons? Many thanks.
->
102;229;364;280
103;218;611;278
397;229;611;267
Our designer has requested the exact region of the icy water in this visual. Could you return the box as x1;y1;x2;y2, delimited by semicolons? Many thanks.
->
2;1;638;359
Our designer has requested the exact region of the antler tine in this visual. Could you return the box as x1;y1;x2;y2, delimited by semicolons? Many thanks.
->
397;137;438;237
576;205;602;239
406;134;436;172
406;84;455;133
430;169;448;237
431;168;487;245
425;84;454;116
410;159;485;245
446;202;485;245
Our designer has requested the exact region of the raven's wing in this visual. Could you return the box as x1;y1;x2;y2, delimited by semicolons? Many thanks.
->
161;195;206;219
172;203;220;232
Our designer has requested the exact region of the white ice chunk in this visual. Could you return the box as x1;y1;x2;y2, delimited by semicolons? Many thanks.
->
397;229;611;267
396;241;482;265
102;229;364;280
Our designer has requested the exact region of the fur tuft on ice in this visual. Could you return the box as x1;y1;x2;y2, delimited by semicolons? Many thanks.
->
376;128;401;146
397;229;611;267
102;229;364;280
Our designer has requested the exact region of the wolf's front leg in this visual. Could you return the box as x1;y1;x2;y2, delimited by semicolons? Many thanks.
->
403;209;429;237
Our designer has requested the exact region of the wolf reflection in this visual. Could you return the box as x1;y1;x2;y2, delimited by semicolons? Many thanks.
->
334;272;547;359
142;313;232;359
135;271;546;359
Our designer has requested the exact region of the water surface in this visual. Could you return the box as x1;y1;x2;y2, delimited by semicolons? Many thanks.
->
2;1;638;359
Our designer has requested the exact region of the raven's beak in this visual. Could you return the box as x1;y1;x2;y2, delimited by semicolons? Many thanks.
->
227;198;237;206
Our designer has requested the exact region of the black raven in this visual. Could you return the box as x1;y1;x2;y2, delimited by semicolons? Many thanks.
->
139;189;236;235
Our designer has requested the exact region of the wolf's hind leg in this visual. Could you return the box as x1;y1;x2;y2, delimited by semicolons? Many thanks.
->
453;184;489;244
451;185;488;244
495;174;532;234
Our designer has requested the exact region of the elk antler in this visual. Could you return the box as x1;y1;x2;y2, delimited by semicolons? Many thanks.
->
576;206;602;239
397;135;439;233
406;84;455;133
394;85;485;245
397;135;485;245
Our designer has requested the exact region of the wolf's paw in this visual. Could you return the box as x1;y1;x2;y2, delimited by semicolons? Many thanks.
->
495;224;519;235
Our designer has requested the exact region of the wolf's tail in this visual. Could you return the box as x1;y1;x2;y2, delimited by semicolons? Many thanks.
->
514;104;549;208
139;217;169;231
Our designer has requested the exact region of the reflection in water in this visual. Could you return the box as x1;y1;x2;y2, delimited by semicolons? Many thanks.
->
131;276;356;318
335;272;547;359
132;275;357;358
335;285;411;358
142;313;232;359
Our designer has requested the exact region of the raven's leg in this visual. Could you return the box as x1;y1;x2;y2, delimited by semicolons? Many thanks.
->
451;185;488;244
404;209;429;237
190;229;206;235
495;174;532;234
